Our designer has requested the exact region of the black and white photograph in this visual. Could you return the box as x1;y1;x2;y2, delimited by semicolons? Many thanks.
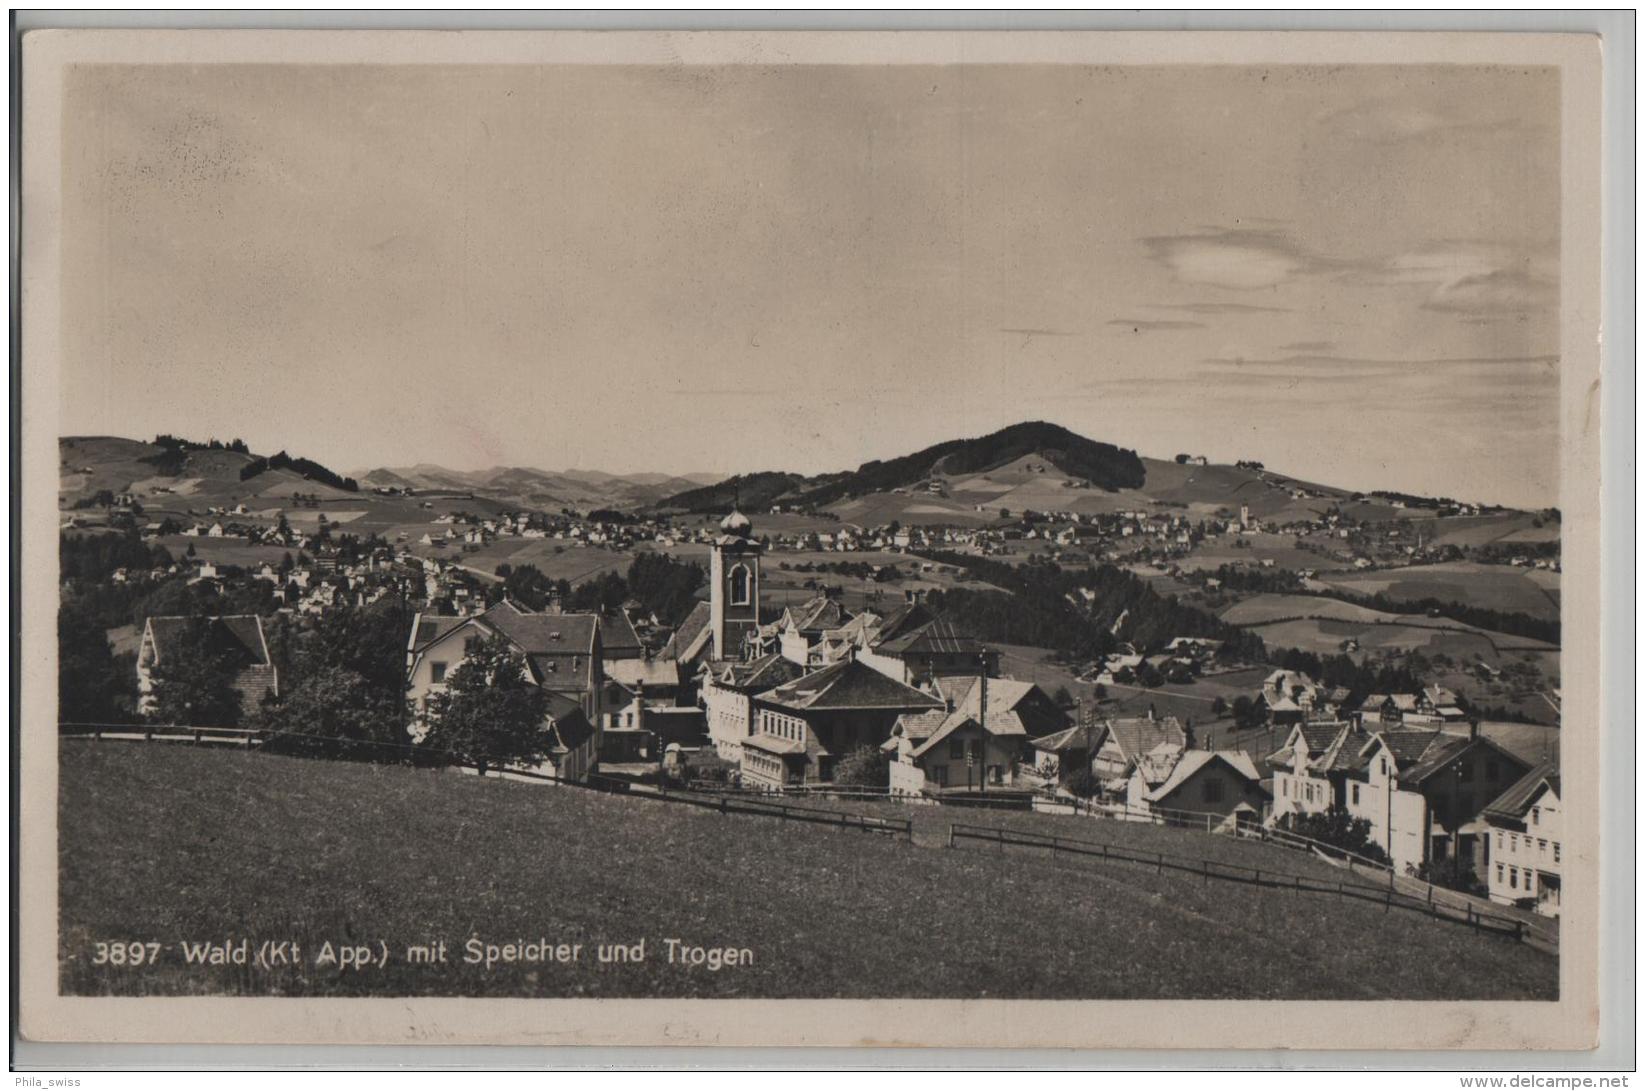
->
17;27;1608;1053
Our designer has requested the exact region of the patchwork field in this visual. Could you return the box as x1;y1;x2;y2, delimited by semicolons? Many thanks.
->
1220;592;1558;661
1312;563;1560;623
59;743;1554;1000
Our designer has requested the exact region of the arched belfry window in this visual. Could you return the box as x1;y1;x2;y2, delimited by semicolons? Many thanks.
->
728;563;751;606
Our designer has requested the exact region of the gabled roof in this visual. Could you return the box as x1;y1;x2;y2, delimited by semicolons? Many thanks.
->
782;595;852;634
714;652;804;692
605;657;682;690
756;657;944;714
1145;750;1262;803
877;618;986;658
1399;732;1529;786
1030;718;1107;754
659;601;712;664
599;612;644;656
1482;761;1560;823
144;615;272;669
868;601;936;648
906;677;1061;759
483;600;599;656
1099;715;1188;765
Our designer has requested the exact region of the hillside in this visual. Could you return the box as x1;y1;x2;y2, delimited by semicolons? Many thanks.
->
59;743;1555;1000
359;463;717;511
654;422;1147;515
60;435;360;513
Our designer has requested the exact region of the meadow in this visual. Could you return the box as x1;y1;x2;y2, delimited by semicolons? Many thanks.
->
59;742;1554;1001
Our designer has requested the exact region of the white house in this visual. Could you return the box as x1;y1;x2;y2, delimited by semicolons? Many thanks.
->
1483;763;1561;917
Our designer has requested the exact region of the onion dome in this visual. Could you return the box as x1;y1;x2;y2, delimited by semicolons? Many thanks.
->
719;509;753;538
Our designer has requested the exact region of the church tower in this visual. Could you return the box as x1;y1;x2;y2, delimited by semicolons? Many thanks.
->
710;508;761;661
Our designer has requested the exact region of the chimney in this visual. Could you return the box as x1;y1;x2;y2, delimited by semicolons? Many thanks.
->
1468;718;1479;742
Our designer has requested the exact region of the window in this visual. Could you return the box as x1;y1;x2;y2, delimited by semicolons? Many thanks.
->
728;564;752;606
1531;806;1540;826
1509;867;1518;889
1496;863;1505;883
1510;833;1518;851
949;738;966;760
431;662;447;683
1351;784;1361;805
1202;779;1225;803
1496;830;1504;851
464;636;481;655
1538;838;1547;854
1553;843;1561;864
1380;758;1388;776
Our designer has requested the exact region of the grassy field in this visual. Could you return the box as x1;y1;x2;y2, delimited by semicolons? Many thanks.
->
1313;563;1560;623
59;742;1554;1000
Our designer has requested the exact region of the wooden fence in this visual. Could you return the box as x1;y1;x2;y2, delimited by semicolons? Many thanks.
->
58;725;912;842
946;822;1552;951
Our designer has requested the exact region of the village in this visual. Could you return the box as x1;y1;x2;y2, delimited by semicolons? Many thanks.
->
90;483;1562;923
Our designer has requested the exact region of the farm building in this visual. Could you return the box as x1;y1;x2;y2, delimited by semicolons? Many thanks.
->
1126;748;1266;824
135;614;279;721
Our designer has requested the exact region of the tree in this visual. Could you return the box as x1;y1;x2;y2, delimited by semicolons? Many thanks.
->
1276;807;1390;865
1052;685;1075;709
1231;695;1266;729
58;605;137;724
420;633;550;774
1135;660;1164;688
833;744;889;789
1211;696;1229;719
258;665;409;761
146;618;245;727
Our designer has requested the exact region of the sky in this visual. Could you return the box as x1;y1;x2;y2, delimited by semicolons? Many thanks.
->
59;62;1562;507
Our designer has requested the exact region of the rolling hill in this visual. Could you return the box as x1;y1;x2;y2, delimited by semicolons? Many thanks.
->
654;421;1149;515
357;464;719;511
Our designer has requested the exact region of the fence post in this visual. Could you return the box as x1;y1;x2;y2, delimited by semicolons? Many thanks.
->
1156;852;1163;875
1516;920;1525;944
719;795;727;815
947;824;955;849
1203;859;1209;885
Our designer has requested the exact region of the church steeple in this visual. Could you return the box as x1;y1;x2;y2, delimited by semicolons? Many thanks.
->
710;505;760;661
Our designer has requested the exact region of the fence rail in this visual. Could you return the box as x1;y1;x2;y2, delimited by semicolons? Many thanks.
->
946;822;1552;952
59;725;912;842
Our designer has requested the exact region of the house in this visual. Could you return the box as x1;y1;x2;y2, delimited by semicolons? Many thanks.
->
1268;720;1532;874
1260;669;1327;724
404;599;605;739
855;606;995;687
601;655;686;726
701;652;804;761
536;692;599;782
1483;762;1561;917
1090;712;1189;787
136;615;279;720
1126;748;1266;823
740;657;943;788
1028;717;1108;791
776;592;853;666
885;676;1070;795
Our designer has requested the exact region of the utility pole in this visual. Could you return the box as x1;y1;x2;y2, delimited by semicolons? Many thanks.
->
978;650;989;798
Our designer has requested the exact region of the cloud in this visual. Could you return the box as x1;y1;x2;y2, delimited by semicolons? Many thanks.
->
1141;229;1348;291
1313;98;1536;145
1150;302;1293;316
1372;243;1558;318
1105;319;1205;332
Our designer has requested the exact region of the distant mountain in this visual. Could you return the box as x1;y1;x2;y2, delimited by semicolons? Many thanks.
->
356;463;723;511
653;421;1148;514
